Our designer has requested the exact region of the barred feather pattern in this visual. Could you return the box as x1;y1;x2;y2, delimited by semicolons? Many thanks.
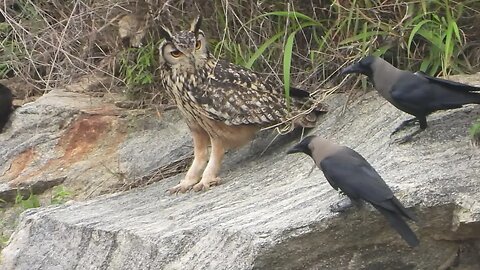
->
159;57;315;136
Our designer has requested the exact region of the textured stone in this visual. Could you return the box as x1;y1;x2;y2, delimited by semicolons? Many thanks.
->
0;86;192;201
2;77;480;269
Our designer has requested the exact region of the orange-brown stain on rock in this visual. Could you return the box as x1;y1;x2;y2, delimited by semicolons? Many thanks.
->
59;115;112;162
4;148;35;182
5;114;127;186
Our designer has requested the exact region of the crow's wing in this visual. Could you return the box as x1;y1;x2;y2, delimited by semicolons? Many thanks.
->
390;73;471;114
319;147;395;209
415;71;480;93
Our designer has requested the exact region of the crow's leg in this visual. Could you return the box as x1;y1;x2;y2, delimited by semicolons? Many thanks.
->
390;117;418;136
394;116;427;144
330;197;363;213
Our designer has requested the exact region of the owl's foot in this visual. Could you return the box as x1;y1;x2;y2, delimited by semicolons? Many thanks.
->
168;178;199;194
192;177;221;192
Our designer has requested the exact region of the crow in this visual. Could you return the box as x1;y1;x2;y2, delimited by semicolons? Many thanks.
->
287;135;420;247
0;83;13;133
341;56;480;143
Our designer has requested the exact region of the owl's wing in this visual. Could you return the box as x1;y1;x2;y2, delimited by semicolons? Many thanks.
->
191;80;290;126
210;60;284;95
213;60;313;100
188;61;291;125
214;60;310;99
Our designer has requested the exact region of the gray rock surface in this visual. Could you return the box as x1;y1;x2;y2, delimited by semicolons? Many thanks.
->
2;88;480;269
0;86;192;201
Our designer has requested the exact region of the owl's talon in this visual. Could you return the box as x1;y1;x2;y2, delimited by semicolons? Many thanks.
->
168;179;199;194
192;177;221;192
168;185;190;194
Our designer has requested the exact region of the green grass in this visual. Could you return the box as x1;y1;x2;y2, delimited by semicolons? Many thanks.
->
15;192;40;210
331;0;472;76
119;41;157;87
10;185;73;210
0;22;16;78
0;185;74;254
405;0;465;75
118;41;159;101
208;1;479;104
50;185;72;205
469;119;480;144
0;0;43;79
2;1;479;103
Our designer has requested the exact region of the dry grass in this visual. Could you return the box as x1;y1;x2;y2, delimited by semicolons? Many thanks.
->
113;153;193;191
1;1;480;97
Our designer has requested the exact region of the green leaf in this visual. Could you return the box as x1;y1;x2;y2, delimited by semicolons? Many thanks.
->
373;45;393;56
245;32;283;69
451;20;461;43
283;30;297;108
339;31;389;45
247;11;318;25
444;19;455;71
469;120;480;137
408;19;432;53
417;28;444;50
420;58;431;72
430;57;441;75
21;194;40;209
15;192;40;209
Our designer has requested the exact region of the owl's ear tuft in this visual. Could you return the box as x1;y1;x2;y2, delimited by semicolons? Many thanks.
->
190;15;202;36
159;25;173;42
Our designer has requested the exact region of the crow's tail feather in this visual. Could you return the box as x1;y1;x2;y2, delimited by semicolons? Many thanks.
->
391;196;417;221
375;205;420;247
290;87;311;98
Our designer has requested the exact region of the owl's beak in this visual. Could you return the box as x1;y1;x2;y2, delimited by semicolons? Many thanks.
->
187;53;197;71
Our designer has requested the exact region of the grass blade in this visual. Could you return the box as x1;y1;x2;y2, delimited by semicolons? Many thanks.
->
245;32;283;69
283;30;297;108
408;19;432;53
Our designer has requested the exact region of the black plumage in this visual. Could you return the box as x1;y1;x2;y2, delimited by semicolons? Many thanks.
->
287;135;419;247
0;83;13;133
341;56;480;143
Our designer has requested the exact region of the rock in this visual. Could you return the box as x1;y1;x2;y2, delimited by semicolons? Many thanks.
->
2;84;480;268
0;177;65;203
0;83;192;202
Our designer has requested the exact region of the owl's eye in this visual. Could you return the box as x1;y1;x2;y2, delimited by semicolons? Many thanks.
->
170;50;182;58
195;40;201;50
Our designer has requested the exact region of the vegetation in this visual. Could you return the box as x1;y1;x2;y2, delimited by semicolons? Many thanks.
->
119;44;156;84
9;185;73;209
0;0;479;123
0;185;73;254
50;185;73;205
1;1;479;91
118;41;159;100
470;120;480;146
14;192;40;209
209;1;480;91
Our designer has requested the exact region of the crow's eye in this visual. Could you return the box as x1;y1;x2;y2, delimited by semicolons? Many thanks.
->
171;50;182;58
195;40;201;50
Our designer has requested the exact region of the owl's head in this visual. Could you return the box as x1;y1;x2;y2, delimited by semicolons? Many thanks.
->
158;16;208;73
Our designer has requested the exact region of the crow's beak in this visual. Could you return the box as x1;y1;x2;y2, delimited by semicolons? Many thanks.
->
286;144;302;154
339;63;362;76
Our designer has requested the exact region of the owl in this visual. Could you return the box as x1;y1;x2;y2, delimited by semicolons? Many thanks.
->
158;16;322;193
